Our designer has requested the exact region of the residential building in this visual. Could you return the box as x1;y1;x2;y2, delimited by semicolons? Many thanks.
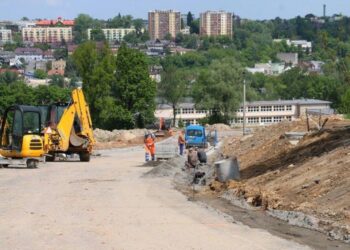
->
87;28;135;42
299;60;325;74
170;46;195;55
34;61;47;71
35;17;74;27
0;28;12;44
15;47;43;62
145;39;175;57
0;51;15;65
274;39;312;53
149;65;162;83
233;99;332;126
180;26;191;35
22;26;73;43
200;11;233;37
148;10;181;40
246;62;289;76
277;53;298;66
51;59;66;71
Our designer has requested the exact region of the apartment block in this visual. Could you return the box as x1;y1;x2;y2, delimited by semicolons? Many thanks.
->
200;11;233;37
148;10;181;40
0;28;12;43
87;28;135;42
22;26;73;43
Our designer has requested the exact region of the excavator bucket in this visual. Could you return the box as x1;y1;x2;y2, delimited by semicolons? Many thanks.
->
69;128;89;148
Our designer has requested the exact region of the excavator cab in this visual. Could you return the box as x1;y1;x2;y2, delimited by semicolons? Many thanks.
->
0;105;44;168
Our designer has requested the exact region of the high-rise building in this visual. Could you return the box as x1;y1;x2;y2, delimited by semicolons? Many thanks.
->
0;28;12;43
87;28;136;42
200;11;233;37
148;10;181;40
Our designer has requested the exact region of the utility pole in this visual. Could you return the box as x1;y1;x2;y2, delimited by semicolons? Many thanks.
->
243;79;247;135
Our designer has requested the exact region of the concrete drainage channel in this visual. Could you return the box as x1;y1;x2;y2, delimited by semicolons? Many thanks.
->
143;151;350;249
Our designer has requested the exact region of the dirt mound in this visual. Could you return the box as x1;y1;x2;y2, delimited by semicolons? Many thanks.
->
219;119;350;242
93;128;149;149
206;123;232;131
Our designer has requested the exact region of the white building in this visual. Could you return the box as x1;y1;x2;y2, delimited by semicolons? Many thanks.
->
155;99;332;127
0;28;12;44
233;99;332;126
15;48;43;63
155;103;210;126
22;27;73;43
274;39;312;53
87;28;136;42
246;62;288;76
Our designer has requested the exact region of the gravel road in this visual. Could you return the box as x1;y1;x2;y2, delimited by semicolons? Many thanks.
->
0;147;309;250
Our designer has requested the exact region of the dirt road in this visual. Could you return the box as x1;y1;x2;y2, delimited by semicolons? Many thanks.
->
0;147;309;250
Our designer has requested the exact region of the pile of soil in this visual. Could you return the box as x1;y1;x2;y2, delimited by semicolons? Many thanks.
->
206;123;232;131
93;128;148;149
216;118;350;242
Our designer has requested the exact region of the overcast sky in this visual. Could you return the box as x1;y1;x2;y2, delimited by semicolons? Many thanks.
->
1;0;349;20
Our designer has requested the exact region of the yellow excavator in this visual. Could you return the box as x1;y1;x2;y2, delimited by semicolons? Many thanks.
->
0;88;95;168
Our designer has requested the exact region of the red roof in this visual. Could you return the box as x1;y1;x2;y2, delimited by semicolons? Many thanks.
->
36;19;74;26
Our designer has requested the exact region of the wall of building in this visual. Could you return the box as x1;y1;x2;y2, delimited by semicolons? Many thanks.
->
0;29;12;43
87;28;135;41
22;27;73;43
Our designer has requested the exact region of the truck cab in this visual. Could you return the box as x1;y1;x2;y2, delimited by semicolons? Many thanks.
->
185;125;207;148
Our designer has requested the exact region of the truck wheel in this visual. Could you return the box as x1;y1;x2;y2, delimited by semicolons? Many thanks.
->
79;152;90;162
27;159;38;168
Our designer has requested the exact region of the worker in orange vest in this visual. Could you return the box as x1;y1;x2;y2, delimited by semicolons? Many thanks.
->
178;130;185;156
144;133;156;161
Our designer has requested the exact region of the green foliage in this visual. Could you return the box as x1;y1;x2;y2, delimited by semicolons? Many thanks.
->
73;42;156;129
53;48;68;60
158;67;188;126
187;12;194;27
0;72;19;84
193;58;243;118
34;69;47;79
190;19;199;34
340;89;350;114
107;14;133;28
73;14;102;44
89;29;106;41
114;44;156;127
49;75;66;88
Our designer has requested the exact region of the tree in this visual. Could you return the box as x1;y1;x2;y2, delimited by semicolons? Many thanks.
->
158;67;187;126
133;18;145;35
193;58;244;122
187;12;194;27
73;14;96;44
190;19;200;34
34;69;47;79
49;75;66;88
89;29;106;41
113;43;156;127
340;89;350;114
164;33;173;41
53;48;68;60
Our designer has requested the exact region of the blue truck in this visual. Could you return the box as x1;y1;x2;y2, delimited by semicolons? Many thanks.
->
185;125;207;148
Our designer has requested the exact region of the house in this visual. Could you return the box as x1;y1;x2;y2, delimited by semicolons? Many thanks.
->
149;65;162;83
0;51;15;65
170;46;194;55
34;61;47;71
67;44;78;55
51;59;66;71
15;47;43;62
233;99;332;126
145;39;175;57
277;53;298;66
43;50;55;60
274;39;312;53
48;69;64;76
246;62;288;76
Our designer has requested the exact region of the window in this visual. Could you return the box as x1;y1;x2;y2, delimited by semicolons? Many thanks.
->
248;117;259;124
175;109;181;114
286;105;292;111
248;106;259;112
286;116;292;121
182;108;194;114
273;105;285;111
273;116;283;123
187;129;203;137
261;106;272;112
235;118;243;123
261;117;272;123
237;107;243;112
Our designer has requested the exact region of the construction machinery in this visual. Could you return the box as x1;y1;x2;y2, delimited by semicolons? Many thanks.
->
0;88;95;168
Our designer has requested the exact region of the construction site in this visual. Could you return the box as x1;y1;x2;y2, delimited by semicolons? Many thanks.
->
0;88;349;249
